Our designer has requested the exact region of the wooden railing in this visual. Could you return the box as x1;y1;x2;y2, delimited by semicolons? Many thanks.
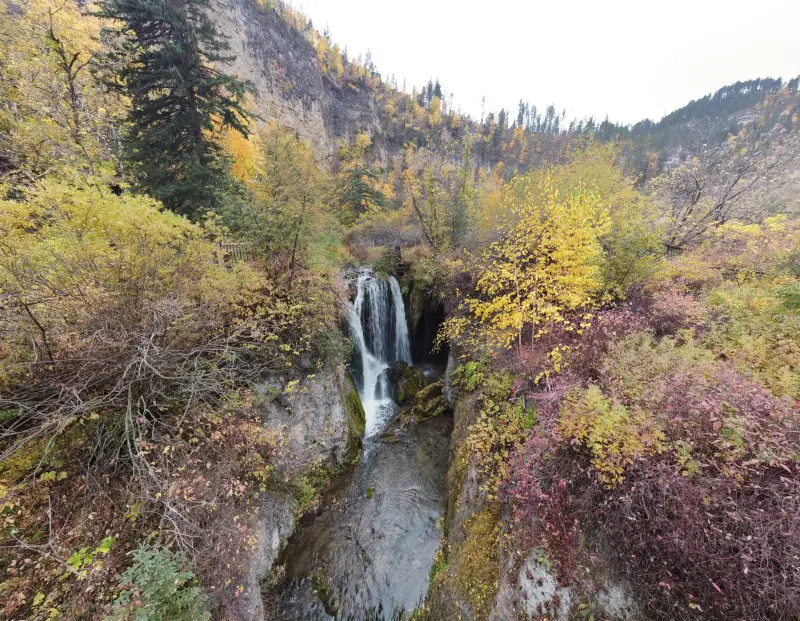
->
216;242;256;263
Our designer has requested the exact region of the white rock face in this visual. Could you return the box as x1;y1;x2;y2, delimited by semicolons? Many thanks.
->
516;554;573;620
491;547;640;621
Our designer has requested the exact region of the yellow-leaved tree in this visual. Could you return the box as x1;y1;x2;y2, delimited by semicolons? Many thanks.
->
0;0;125;180
221;121;342;272
444;174;610;357
473;142;662;297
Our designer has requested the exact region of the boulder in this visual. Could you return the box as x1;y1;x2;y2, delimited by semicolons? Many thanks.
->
410;382;449;421
377;361;429;404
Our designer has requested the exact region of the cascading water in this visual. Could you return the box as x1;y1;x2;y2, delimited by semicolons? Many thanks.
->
389;276;412;365
347;268;412;437
277;267;452;620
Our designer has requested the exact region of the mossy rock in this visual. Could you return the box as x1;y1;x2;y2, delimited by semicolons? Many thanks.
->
423;503;500;621
397;365;428;404
378;362;429;404
343;374;366;461
414;396;449;422
411;382;448;421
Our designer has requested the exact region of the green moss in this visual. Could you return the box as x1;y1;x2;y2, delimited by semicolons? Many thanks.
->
293;473;320;515
444;398;477;534
310;567;340;617
343;373;366;461
450;505;500;620
410;382;448;421
416;381;442;403
397;365;427;404
429;547;447;583
292;458;351;517
0;438;45;487
415;398;448;422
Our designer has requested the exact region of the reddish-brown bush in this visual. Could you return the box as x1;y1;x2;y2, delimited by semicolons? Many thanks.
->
509;344;800;620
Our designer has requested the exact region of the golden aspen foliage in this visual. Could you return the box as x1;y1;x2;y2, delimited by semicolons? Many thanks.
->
444;174;610;354
429;96;443;127
220;116;260;182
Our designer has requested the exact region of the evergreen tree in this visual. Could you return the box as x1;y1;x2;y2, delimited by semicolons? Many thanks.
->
96;0;253;218
335;165;388;223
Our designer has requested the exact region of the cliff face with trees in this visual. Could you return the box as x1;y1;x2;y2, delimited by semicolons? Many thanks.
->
211;0;383;158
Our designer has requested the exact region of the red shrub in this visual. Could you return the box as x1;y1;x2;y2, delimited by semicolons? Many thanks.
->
508;355;800;620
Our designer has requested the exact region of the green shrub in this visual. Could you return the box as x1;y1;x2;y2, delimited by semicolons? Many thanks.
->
108;545;209;621
558;385;665;486
450;361;487;392
704;280;800;399
464;371;536;496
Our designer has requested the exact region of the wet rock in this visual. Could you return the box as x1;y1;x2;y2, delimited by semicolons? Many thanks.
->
236;490;296;621
490;547;639;621
342;374;366;461
443;347;459;408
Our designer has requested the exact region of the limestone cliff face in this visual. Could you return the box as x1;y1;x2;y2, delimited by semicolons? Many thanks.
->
212;0;382;158
223;367;365;621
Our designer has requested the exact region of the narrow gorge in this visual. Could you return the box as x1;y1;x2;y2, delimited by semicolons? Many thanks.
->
264;269;452;620
2;1;797;619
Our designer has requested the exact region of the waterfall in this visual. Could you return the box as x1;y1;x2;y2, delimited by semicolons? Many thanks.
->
389;276;412;365
347;268;413;437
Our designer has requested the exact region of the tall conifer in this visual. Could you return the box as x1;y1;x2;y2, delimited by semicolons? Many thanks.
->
97;0;253;218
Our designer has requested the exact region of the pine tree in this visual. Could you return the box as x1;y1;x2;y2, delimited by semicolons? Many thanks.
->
96;0;253;218
335;165;388;223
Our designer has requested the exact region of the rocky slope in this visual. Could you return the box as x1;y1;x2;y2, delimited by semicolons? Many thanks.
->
422;351;640;621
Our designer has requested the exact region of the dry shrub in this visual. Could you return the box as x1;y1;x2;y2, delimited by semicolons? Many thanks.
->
593;458;799;620
503;303;650;580
0;183;342;618
646;288;707;336
503;274;800;620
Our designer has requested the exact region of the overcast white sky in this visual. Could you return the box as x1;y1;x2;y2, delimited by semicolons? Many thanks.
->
290;0;800;125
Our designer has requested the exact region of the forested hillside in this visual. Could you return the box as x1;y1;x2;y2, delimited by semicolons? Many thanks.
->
0;1;798;620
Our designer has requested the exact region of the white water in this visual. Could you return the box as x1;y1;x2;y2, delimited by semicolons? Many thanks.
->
347;269;413;437
390;276;413;366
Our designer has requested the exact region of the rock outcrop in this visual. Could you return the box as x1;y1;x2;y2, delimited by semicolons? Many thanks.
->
424;352;641;621
211;0;382;158
232;366;365;621
377;361;428;405
257;367;364;466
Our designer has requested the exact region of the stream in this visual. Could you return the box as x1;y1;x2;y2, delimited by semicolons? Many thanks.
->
275;268;452;620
